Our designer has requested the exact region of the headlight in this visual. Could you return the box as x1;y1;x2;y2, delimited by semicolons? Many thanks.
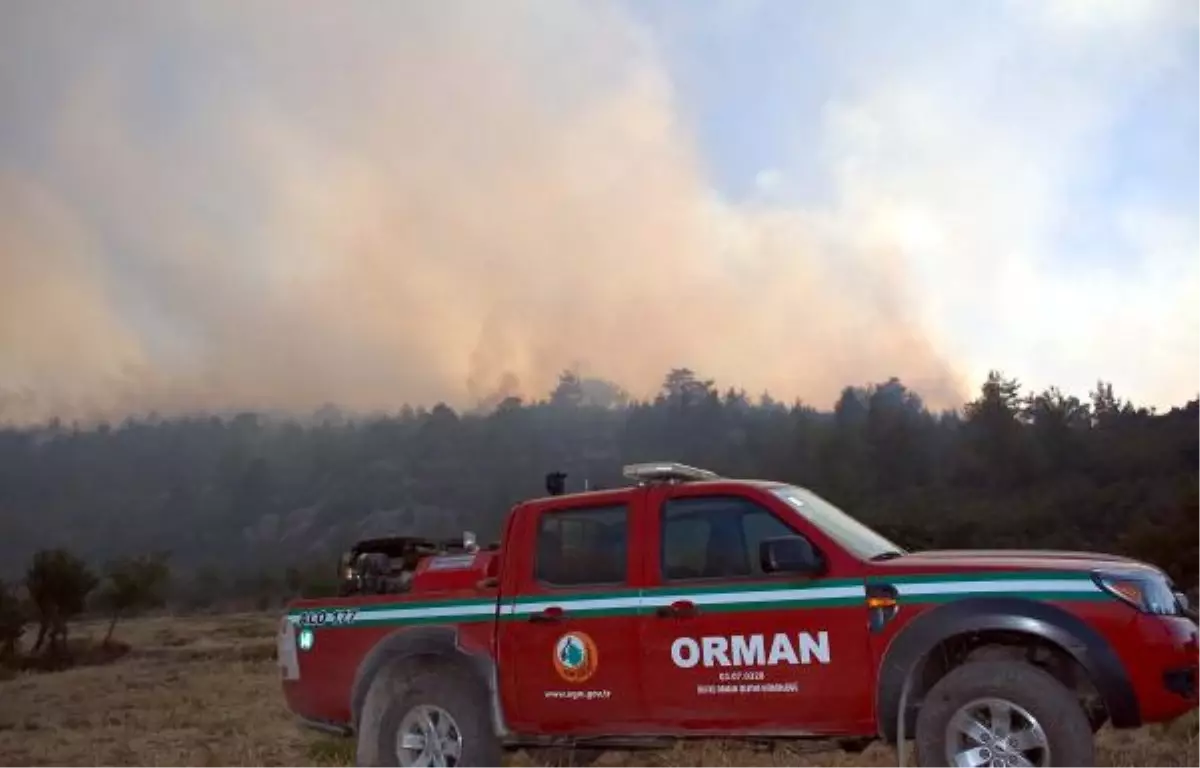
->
1093;570;1181;616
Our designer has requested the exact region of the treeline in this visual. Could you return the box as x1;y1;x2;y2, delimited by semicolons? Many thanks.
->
0;368;1196;597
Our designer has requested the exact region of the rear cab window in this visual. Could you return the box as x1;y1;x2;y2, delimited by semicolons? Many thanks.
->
535;503;629;587
496;485;653;600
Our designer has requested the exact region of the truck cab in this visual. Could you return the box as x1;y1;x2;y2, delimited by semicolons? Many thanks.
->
279;463;1198;767
491;467;888;737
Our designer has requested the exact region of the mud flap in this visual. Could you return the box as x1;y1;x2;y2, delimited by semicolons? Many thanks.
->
278;616;301;681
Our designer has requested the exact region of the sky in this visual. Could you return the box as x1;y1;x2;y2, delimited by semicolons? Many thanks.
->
0;0;1196;424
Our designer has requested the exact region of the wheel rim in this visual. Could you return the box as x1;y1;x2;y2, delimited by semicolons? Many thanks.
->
395;704;463;767
943;697;1051;767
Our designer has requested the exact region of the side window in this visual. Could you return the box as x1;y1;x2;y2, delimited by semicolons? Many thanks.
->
535;504;628;587
661;496;802;581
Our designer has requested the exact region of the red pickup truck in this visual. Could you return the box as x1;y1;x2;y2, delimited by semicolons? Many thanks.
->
277;463;1198;767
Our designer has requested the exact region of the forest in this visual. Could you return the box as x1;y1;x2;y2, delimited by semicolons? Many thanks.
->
0;368;1196;608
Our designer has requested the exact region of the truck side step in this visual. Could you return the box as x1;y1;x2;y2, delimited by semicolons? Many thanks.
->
296;716;353;737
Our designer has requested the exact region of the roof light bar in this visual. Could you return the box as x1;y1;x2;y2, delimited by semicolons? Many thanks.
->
622;462;720;484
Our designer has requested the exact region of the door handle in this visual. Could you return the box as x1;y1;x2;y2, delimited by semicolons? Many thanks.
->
528;606;565;624
655;600;697;619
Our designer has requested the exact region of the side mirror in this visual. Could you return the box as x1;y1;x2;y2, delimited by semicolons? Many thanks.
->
760;536;825;577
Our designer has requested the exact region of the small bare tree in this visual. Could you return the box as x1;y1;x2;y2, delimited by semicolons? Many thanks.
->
26;548;97;656
96;553;172;646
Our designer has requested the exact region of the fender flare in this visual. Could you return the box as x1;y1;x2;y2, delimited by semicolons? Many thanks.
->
875;597;1139;741
348;624;509;738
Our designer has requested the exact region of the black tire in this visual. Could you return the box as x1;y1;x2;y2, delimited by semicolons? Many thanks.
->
914;660;1095;767
355;657;502;767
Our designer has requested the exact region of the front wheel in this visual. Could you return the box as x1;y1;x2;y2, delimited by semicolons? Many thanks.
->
914;660;1095;767
356;659;501;767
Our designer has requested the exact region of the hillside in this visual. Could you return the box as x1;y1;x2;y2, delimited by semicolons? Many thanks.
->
1;369;1196;596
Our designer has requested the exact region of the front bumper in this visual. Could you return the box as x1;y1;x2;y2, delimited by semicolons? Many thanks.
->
1130;615;1199;723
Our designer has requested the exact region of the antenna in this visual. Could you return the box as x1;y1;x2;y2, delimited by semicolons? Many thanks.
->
622;462;720;485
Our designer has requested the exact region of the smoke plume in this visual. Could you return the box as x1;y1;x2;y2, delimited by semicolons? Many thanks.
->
0;0;968;424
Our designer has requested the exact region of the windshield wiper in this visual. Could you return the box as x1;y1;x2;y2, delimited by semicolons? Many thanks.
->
869;550;905;562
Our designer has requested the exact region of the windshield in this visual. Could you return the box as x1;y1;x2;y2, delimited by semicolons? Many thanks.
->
769;485;903;561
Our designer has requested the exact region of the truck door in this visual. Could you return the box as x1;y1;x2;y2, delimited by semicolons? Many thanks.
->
637;485;875;734
496;491;647;734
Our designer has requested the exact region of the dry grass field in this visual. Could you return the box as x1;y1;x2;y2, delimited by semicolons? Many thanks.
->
0;612;1195;767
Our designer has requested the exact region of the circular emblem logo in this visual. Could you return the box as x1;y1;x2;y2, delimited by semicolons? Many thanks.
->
298;628;315;652
553;631;598;683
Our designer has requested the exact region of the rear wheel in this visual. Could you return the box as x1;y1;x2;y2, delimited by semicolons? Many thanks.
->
914;660;1094;767
356;658;501;767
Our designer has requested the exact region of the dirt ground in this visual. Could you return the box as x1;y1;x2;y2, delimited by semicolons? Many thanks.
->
0;612;1195;766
